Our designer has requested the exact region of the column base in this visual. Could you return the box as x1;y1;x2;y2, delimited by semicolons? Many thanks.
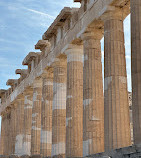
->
9;155;19;158
31;155;42;158
20;155;30;158
0;156;9;158
52;154;65;158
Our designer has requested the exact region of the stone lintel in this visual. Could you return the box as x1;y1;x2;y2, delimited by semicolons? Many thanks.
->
43;7;72;40
35;40;51;50
22;52;41;65
6;79;18;87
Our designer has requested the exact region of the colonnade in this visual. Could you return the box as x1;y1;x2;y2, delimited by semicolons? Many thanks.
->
0;0;141;157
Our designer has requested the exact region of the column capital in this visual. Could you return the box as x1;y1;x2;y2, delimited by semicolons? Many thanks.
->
62;44;83;55
23;87;33;96
1;106;11;116
100;6;124;21
81;28;103;40
52;56;67;68
16;95;25;102
33;78;42;88
41;67;53;79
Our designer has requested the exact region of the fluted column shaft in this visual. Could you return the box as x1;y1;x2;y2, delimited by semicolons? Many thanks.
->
0;114;6;155
131;0;141;144
104;13;131;151
31;79;42;155
7;110;12;155
2;110;11;155
4;113;8;155
51;58;67;158
40;70;53;156
3;114;7;155
0;116;4;155
65;45;83;157
15;98;25;156
82;30;104;156
11;105;17;154
22;90;33;155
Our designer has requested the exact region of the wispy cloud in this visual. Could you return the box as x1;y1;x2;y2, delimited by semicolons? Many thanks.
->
22;7;55;19
0;38;26;46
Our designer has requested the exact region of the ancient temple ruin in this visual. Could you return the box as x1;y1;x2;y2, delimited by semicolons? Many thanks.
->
0;0;141;157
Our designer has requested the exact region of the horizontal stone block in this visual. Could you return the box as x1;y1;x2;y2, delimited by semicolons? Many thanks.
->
86;145;141;158
0;156;9;158
20;155;30;158
31;155;42;158
9;155;19;158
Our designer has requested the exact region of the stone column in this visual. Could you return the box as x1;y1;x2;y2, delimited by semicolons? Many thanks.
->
0;115;4;155
51;58;67;158
0;114;6;155
31;78;42;155
4;113;8;155
0;117;3;155
11;105;17;154
22;89;33;155
82;29;104;156
131;0;141;145
7;109;12;155
65;44;83;157
14;98;25;156
2;114;7;155
103;12;131;151
40;70;53;157
2;110;11;155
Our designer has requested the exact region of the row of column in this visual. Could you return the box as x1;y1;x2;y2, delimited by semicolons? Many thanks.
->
0;1;141;157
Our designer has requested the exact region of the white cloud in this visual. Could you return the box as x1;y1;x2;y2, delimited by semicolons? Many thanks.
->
126;55;131;59
22;7;55;19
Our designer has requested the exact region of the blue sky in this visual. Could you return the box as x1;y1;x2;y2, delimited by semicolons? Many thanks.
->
0;1;131;132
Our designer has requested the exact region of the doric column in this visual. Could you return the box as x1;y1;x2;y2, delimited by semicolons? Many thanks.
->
131;0;141;144
0;90;6;155
0;114;6;155
7;109;12;155
82;29;104;156
14;97;25;156
103;11;131;151
0;116;4;155
40;69;53;157
51;58;67;158
22;89;33;155
11;105;17;154
0;119;3;155
65;44;83;157
3;114;7;155
4;113;8;155
31;78;42;155
1;110;11;155
1;109;11;155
